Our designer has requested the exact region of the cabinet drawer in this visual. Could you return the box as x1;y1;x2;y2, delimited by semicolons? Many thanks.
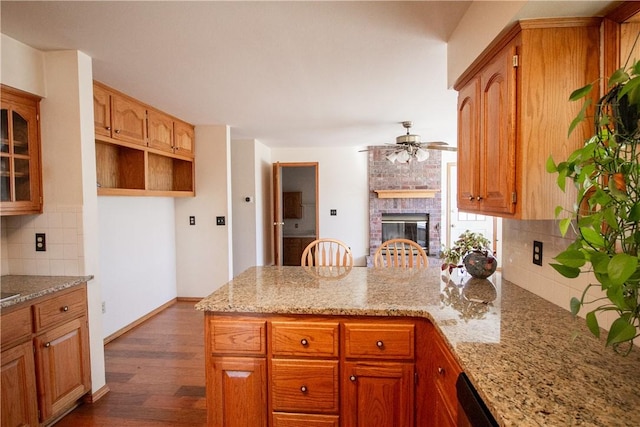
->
271;322;338;358
33;287;87;332
433;338;462;414
210;319;266;355
344;323;414;359
1;305;32;346
272;412;339;427
271;359;339;413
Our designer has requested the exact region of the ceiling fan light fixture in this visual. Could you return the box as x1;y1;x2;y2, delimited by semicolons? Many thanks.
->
396;149;411;163
415;147;429;162
386;152;399;163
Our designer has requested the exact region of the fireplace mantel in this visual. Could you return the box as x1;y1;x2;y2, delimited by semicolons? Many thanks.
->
374;189;438;199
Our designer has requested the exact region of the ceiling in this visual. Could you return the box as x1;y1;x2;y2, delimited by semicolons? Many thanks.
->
0;1;618;149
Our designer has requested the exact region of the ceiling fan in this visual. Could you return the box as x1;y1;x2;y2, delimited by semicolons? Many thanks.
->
361;121;457;163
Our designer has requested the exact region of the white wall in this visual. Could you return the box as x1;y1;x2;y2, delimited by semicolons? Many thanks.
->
271;146;369;266
0;34;46;97
231;139;259;277
175;125;232;297
98;197;177;336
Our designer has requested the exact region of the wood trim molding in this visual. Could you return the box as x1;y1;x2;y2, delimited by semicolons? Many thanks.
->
374;189;438;199
84;384;111;403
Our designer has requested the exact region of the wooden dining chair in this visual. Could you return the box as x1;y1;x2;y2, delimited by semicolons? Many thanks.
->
374;238;429;268
301;238;354;268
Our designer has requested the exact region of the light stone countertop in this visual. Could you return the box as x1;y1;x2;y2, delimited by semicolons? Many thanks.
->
1;275;94;309
195;265;640;427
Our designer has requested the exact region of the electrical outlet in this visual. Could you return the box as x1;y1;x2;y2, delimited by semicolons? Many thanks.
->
189;216;196;225
533;240;543;266
35;233;46;252
101;302;106;314
216;216;226;226
330;209;337;216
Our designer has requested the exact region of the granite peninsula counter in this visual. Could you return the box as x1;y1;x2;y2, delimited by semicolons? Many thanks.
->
196;266;640;427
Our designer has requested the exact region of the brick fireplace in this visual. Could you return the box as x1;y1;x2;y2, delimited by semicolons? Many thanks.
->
368;146;442;260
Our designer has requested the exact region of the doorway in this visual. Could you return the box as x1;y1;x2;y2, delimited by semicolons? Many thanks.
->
446;163;501;266
273;162;318;266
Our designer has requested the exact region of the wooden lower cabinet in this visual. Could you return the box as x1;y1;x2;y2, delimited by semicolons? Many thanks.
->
1;341;39;427
209;357;267;427
34;316;91;421
425;326;463;427
342;362;414;427
0;284;91;426
206;313;434;427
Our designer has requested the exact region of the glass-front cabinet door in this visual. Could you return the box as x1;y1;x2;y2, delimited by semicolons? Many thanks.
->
1;85;42;215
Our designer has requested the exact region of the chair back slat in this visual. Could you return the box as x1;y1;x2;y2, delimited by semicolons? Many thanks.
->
374;238;428;268
301;238;354;268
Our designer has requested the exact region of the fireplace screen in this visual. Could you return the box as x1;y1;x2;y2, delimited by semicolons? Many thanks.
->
381;213;429;255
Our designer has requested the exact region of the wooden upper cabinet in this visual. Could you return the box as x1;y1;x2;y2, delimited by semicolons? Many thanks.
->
93;83;112;138
111;93;147;146
1;85;43;216
147;109;174;153
174;119;195;157
93;82;147;146
454;18;601;219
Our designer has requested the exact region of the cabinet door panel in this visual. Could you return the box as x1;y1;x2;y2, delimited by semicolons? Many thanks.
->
210;357;267;427
35;317;91;421
93;84;112;137
174;120;195;157
272;412;339;427
1;341;39;427
479;43;517;215
343;362;414;427
147;109;174;153
111;94;147;146
457;78;481;212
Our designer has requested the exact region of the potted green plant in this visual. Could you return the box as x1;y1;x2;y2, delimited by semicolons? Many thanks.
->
441;230;496;278
546;59;640;354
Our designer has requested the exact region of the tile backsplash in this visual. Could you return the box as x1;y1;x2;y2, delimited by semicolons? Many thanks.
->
0;204;85;276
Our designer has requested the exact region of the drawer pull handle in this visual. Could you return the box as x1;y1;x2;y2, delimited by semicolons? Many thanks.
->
350;375;357;382
300;385;308;393
300;338;308;346
44;342;51;348
62;306;69;312
438;367;445;375
376;340;384;348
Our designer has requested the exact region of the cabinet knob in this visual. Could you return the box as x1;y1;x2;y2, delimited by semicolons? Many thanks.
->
106;126;111;131
376;340;384;348
300;338;308;346
62;305;69;312
469;195;475;201
300;385;308;393
350;375;357;382
115;129;121;134
476;196;483;201
44;342;51;348
438;367;445;375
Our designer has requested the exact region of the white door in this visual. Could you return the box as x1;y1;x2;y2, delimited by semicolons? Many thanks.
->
447;163;500;263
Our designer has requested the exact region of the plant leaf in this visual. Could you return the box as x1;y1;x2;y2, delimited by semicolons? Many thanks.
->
580;227;605;247
589;252;610;274
585;311;600;338
607;253;638;285
550;263;581;278
606;317;636;346
545;155;557;173
629;203;640;222
559;217;572;237
570;296;582;316
553;250;586;268
569;83;593;101
608;68;629;86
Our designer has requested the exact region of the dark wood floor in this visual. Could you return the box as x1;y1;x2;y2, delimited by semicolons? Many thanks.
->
56;301;207;426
